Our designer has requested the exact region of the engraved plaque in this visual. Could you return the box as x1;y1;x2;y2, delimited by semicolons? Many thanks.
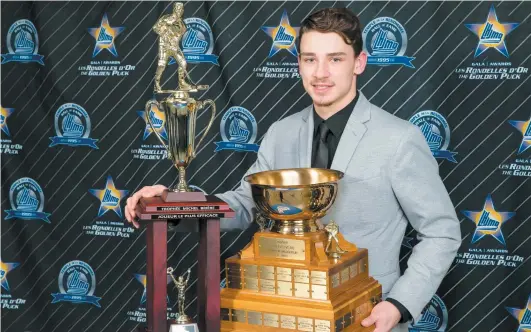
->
277;280;292;296
315;319;331;332
356;302;369;318
311;284;328;300
232;309;246;323
227;263;241;275
261;272;275;280
220;308;230;321
259;237;305;260
298;317;314;331
277;267;292;281
311;277;327;285
349;262;358;278
331;273;340;288
343;312;352;327
264;313;279;327
294;269;309;283
260;265;275;280
340;267;349;284
248;311;262;325
280;315;296;329
227;275;242;289
294;282;310;298
335;317;345;330
244;277;259;291
312;270;326;278
260;279;275;294
244;264;258;276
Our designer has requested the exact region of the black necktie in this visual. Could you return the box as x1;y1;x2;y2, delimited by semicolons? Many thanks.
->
313;121;330;169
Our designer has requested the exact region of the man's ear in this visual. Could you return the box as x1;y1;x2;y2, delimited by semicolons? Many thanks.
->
354;51;368;75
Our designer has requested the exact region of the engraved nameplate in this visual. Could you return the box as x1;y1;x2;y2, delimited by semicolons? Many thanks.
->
294;269;309;283
349;262;358;278
298;317;314;331
311;270;326;278
260;265;275;280
315;319;331;332
356;302;369;317
244;264;258;276
264;313;279;327
220;308;230;321
260;279;275;294
248;311;262;325
331;273;340;288
294;282;310;298
280;315;296;329
344;312;352;327
227;263;241;275
277;280;292;296
311;277;327;285
335;317;345;330
340;267;350;284
227;275;242;289
311;270;327;285
259;237;305;260
277;267;292;281
232;309;246;322
311;284;327;300
244;277;258;291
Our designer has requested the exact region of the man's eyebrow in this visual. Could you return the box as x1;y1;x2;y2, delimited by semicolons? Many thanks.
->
299;52;347;56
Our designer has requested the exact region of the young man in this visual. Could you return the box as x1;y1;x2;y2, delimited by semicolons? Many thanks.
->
125;7;461;332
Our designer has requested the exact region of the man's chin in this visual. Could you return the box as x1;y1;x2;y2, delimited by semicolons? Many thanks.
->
313;98;334;108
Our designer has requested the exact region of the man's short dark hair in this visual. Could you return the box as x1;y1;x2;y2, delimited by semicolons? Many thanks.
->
297;7;363;56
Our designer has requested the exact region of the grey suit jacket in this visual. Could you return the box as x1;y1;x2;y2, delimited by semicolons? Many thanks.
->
216;91;461;330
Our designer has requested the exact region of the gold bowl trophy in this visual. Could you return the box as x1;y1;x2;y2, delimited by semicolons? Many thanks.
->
220;168;382;331
146;2;216;202
167;267;198;332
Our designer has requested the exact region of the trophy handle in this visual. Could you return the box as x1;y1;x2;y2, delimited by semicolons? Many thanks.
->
145;100;168;149
194;99;216;156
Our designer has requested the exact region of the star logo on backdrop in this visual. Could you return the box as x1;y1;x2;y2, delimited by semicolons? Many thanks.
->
0;106;15;136
261;9;300;57
506;294;531;332
89;175;129;218
465;4;519;58
462;194;515;246
88;13;125;57
508;117;531;155
134;273;171;305
0;260;20;292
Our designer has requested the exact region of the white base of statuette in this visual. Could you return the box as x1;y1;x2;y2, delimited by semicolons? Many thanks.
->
169;322;199;332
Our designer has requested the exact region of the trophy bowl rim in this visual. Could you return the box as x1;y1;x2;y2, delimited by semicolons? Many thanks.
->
243;167;344;188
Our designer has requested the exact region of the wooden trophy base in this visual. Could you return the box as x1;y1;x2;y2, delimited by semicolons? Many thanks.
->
220;230;382;332
137;195;234;332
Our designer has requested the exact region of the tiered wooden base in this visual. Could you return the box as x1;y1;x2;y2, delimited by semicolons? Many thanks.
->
220;230;382;332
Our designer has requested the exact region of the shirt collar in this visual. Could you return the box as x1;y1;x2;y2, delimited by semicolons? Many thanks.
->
313;91;359;138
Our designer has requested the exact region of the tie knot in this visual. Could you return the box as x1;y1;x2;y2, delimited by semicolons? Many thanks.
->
318;121;330;142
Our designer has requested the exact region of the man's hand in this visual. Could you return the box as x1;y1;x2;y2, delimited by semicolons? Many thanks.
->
124;185;167;228
361;301;402;332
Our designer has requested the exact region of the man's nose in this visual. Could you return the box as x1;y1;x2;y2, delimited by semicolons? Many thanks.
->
313;60;330;78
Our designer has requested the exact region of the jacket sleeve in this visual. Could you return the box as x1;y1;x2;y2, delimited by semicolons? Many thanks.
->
386;124;462;321
215;122;278;231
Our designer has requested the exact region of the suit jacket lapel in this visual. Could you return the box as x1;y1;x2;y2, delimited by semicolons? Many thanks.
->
330;91;371;173
299;105;313;168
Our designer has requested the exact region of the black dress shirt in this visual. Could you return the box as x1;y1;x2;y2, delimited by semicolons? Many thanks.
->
310;92;412;324
311;92;359;168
